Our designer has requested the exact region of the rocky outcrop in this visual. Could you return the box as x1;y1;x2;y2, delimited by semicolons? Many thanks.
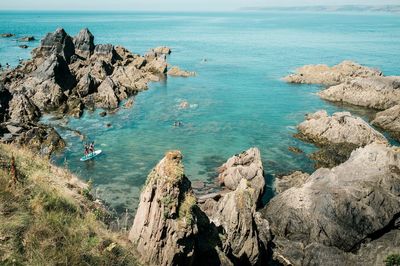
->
129;151;197;266
318;76;400;110
372;105;400;142
295;110;388;168
262;143;400;264
217;147;265;202
1;28;193;154
167;66;196;77
274;171;310;194
284;60;381;85
18;36;35;42
130;148;270;265
73;28;94;59
296;110;388;146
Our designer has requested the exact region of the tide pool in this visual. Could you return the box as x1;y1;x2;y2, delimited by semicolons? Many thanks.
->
1;11;399;213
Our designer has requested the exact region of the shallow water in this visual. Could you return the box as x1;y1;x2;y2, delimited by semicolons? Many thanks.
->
1;11;399;212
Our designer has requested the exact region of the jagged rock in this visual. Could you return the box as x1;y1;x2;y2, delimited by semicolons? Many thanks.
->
66;97;84;118
95;77;119;109
217;147;265;202
32;28;75;63
168;66;196;77
263;144;400;254
0;83;12;122
296;110;388;146
274;171;310;194
18;36;35;42
93;44;119;63
318;76;400;110
283;60;382;86
129;151;197;266
110;64;148;94
15;124;65;156
73;73;99;98
372;105;400;141
73;28;95;59
9;94;40;124
209;179;270;265
144;56;168;75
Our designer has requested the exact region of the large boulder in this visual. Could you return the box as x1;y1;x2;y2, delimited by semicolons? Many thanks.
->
372;104;400;142
217;147;265;202
73;28;95;59
263;143;400;256
129;151;198;266
318;76;400;110
32;28;75;63
296;110;388;147
92;44;119;63
283;60;382;86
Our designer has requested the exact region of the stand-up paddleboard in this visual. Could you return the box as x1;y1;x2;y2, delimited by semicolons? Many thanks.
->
80;150;102;162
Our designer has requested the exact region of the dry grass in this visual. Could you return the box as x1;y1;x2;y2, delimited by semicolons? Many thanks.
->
0;144;139;266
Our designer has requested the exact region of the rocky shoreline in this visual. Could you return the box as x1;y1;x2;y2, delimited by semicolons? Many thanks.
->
0;28;194;156
1;29;399;266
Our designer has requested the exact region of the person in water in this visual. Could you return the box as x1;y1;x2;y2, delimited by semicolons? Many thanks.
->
89;142;95;153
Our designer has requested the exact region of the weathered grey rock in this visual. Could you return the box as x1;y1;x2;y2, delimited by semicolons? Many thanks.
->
284;60;382;86
9;94;40;124
167;66;196;77
32;28;75;63
144;56;168;75
297;110;388;146
318;76;400;110
274;171;310;194
218;147;265;202
263;144;400;253
73;73;99;98
129;151;197;266
372;105;400;142
73;28;95;59
209;179;270;265
95;77;119;109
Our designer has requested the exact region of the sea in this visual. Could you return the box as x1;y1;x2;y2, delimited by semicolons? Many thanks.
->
1;11;399;213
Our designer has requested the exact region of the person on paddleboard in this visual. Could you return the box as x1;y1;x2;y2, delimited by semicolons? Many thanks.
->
89;142;95;154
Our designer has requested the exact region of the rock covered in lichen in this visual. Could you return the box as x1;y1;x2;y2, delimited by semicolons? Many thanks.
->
129;151;198;266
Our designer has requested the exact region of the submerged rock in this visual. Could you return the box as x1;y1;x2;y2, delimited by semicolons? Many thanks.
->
283;60;381;86
263;143;400;264
0;33;15;38
318;76;400;110
167;66;196;77
372;104;400;142
18;36;35;42
129;151;197;266
19;45;28;49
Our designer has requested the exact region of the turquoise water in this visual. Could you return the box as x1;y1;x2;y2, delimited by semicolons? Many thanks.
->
1;11;399;212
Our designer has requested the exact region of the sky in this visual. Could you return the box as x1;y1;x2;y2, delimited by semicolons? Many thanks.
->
0;0;399;11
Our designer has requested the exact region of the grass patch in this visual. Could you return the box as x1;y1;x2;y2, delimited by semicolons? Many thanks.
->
0;144;139;265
